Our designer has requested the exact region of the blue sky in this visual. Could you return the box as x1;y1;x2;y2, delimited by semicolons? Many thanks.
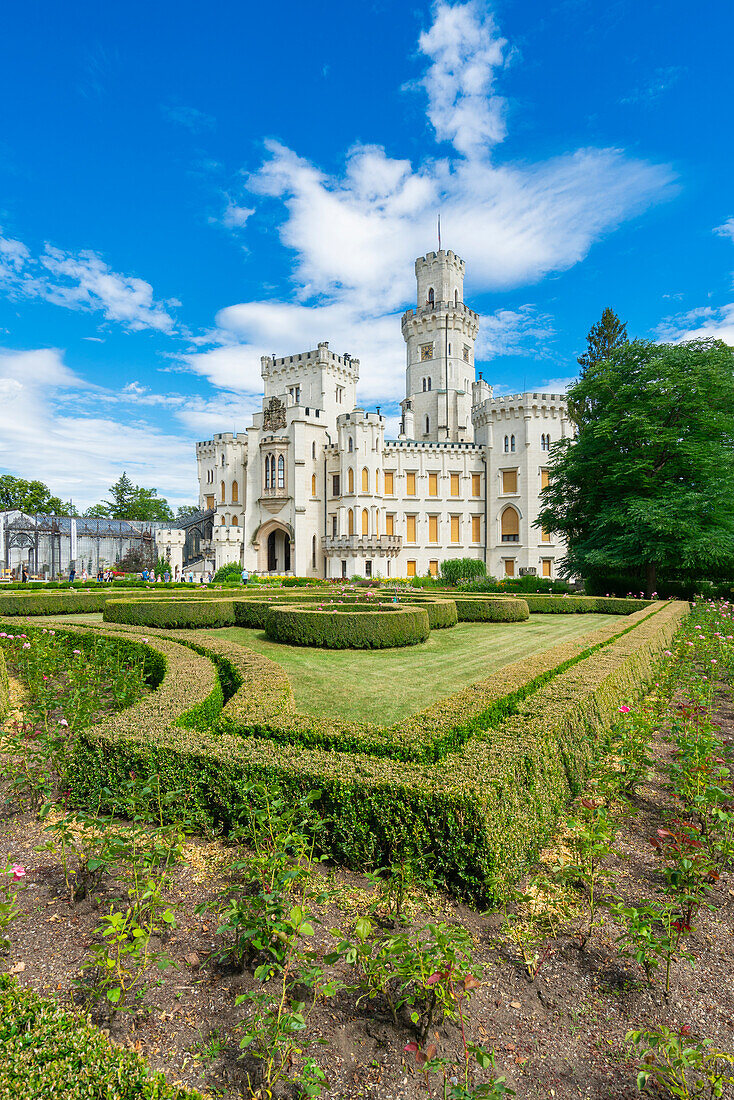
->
1;0;732;509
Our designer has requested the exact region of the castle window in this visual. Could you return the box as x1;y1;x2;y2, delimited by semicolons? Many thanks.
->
220;515;226;526
232;515;239;526
455;290;458;306
406;515;417;542
448;343;452;355
450;515;461;544
471;473;481;497
504;559;515;577
407;560;416;578
427;287;435;306
336;387;344;404
406;472;416;496
425;416;430;435
542;558;552;577
510;435;516;452
232;480;238;503
450;473;460;497
348;467;354;493
541;526;552;543
428;472;438;497
463;345;470;362
502;469;518;494
312;474;317;496
222;454;225;466
384;471;394;495
348;509;354;536
220;480;226;503
541;468;549;489
332;474;340;497
312;442;316;459
422;378;427;392
501;506;520;542
429;515;439;543
277;455;285;490
332;514;337;538
375;470;380;493
504;435;509;453
348;436;353;452
312;535;317;569
429;560;438;577
471;515;481;543
361;508;369;536
386;513;395;536
362;467;369;493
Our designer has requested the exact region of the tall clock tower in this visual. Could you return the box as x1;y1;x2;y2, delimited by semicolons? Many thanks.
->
400;249;480;442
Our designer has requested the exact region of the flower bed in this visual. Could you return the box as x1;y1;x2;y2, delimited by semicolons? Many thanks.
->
67;601;687;902
0;646;9;720
264;602;431;649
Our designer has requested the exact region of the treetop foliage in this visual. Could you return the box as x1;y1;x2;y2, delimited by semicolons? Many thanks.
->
539;336;734;595
577;307;628;377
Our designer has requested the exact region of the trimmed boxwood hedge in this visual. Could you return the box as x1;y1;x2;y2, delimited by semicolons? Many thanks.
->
104;597;236;629
448;597;529;622
265;602;430;649
0;975;201;1099
401;592;649;616
67;600;687;903
0;618;223;732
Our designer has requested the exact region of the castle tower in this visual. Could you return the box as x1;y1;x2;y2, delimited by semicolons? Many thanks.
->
400;250;480;442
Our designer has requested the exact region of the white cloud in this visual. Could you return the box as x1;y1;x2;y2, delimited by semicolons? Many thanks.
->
160;101;215;133
715;217;734;243
0;230;177;333
417;0;508;156
0;348;197;509
657;303;734;346
202;1;674;402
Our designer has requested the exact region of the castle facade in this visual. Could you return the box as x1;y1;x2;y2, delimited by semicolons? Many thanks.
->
166;250;569;581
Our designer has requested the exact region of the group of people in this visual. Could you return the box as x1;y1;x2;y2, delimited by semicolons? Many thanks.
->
67;567;116;583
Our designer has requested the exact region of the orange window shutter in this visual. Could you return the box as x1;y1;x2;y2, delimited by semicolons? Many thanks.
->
386;514;394;536
385;471;394;494
541;468;549;489
407;515;416;542
502;470;517;493
429;515;438;542
451;516;460;543
406;472;416;495
428;472;438;496
471;473;481;497
450;473;460;496
429;560;438;577
472;516;481;542
407;560;416;577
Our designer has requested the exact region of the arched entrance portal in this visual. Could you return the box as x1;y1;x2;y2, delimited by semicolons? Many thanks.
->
266;529;291;573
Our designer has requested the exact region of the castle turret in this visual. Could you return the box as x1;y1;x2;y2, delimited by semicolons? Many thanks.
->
400;249;479;443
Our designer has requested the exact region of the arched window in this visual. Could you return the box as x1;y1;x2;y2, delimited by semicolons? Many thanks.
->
375;470;380;493
455;289;458;306
220;480;226;503
361;508;369;535
510;435;516;452
277;455;285;490
427;377;432;391
427;287;435;306
348;436;353;452
311;473;317;496
232;515;239;526
312;441;316;459
348;467;354;493
270;455;276;487
422;378;427;392
264;457;270;489
348;508;354;536
501;507;520;543
375;511;379;536
232;480;238;503
425;416;430;435
312;534;317;568
220;515;226;526
504;435;509;453
362;467;369;492
221;454;225;466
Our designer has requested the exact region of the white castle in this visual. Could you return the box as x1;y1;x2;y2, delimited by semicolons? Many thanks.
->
160;249;570;581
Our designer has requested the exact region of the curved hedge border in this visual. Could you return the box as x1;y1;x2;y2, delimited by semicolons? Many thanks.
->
104;597;236;629
265;602;430;649
0;647;8;721
0;976;201;1099
67;601;688;903
0;619;223;732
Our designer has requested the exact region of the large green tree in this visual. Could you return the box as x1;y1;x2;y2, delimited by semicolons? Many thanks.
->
84;473;174;522
538;338;734;597
577;307;628;377
0;475;76;515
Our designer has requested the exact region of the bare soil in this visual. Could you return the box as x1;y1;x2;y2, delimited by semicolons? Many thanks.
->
1;679;733;1100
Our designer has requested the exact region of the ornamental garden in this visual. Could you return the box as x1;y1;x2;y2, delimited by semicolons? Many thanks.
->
1;576;733;1099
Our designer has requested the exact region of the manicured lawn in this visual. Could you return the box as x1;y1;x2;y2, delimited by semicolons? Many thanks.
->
213;614;621;724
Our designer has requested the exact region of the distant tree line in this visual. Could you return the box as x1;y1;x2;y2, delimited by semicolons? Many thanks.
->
0;472;197;524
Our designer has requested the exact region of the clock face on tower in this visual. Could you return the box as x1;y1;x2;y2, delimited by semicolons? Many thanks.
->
420;343;434;361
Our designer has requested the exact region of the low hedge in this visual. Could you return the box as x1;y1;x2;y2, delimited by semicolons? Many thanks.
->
0;975;201;1099
104;597;236;629
0;618;223;733
68;601;688;903
0;646;8;720
402;592;649;616
448;597;529;623
409;597;458;629
265;602;431;649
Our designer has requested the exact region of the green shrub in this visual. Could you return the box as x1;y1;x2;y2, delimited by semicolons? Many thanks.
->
213;561;243;584
0;975;201;1099
439;558;487;586
448;597;529;622
103;598;236;629
265;603;430;649
67;602;687;904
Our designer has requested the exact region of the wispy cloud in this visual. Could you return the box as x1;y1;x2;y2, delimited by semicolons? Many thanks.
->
715;217;734;243
0;230;177;333
194;0;674;403
160;101;216;133
620;66;684;106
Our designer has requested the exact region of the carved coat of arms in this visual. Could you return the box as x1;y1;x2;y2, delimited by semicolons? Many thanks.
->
263;396;286;431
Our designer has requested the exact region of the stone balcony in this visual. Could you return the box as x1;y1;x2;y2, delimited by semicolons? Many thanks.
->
322;534;402;557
